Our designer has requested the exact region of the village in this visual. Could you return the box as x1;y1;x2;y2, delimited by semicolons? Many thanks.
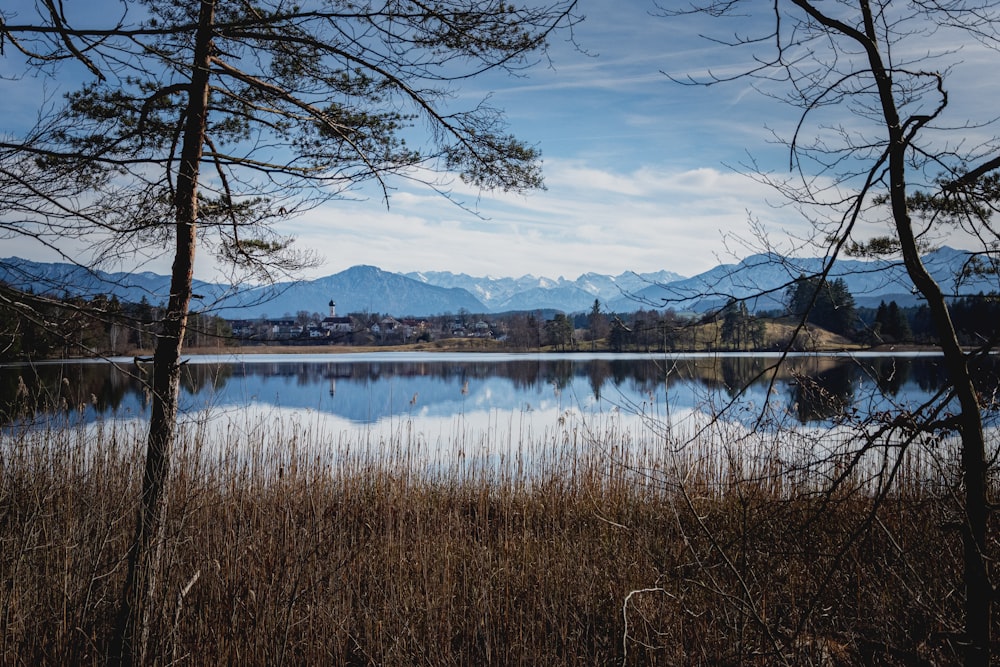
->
227;299;499;345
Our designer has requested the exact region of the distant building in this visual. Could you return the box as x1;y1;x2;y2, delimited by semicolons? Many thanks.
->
372;316;401;335
321;299;353;334
270;319;302;339
230;319;257;339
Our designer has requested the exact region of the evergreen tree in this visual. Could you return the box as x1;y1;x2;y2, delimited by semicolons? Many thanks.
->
786;275;857;337
545;313;574;351
587;299;607;349
886;301;912;342
608;317;629;352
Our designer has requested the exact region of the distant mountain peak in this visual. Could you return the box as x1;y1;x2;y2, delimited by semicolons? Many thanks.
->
3;246;990;319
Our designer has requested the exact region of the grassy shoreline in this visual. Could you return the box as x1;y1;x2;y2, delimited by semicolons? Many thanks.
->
109;317;912;358
1;414;973;665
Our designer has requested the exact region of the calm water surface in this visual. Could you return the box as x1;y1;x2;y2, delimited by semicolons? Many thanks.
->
3;352;999;443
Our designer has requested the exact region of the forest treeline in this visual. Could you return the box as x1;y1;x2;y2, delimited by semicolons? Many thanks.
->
0;287;231;361
3;277;999;362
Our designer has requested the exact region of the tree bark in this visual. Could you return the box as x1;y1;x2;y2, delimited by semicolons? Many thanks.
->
888;156;991;666
895;180;991;667
854;1;992;662
108;1;215;664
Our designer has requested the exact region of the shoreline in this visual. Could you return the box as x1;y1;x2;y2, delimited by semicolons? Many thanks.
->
34;340;949;362
173;341;943;356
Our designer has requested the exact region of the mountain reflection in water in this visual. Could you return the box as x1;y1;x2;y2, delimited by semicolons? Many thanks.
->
1;352;997;432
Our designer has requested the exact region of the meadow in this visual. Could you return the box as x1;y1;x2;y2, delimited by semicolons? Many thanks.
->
0;410;977;665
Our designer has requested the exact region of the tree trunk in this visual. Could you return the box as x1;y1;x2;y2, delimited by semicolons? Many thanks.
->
854;1;991;660
108;2;215;664
887;140;990;664
832;33;991;662
878;47;990;667
895;196;991;667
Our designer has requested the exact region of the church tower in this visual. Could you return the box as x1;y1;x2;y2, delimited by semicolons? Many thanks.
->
329;299;336;317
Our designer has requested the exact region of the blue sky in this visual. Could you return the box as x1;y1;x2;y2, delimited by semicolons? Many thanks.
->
2;1;995;282
294;2;805;281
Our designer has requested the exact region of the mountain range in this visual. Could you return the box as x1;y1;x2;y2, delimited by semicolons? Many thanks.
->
611;245;997;314
0;246;995;319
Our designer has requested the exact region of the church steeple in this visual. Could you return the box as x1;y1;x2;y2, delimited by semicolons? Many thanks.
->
329;299;336;318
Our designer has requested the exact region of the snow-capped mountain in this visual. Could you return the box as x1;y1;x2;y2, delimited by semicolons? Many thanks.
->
606;246;999;313
0;259;490;319
404;269;686;312
232;265;488;319
1;247;994;319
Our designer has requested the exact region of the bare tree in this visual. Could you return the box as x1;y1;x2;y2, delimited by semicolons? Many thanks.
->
654;2;1000;664
1;0;579;663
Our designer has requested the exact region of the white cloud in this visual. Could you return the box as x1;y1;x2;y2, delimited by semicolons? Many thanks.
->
272;155;829;281
5;0;998;287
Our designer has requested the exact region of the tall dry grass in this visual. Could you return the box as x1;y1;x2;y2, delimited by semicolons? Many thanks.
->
0;409;981;665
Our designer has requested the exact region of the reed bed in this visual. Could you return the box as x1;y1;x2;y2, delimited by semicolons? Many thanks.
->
0;409;983;665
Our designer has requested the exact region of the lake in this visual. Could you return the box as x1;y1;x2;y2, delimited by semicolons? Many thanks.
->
3;352;998;442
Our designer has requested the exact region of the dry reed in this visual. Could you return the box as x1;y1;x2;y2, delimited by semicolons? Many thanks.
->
0;409;981;665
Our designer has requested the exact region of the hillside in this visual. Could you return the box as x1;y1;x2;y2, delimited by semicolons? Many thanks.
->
1;246;994;318
607;246;997;313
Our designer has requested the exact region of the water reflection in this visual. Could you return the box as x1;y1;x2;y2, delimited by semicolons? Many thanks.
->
789;363;855;423
1;352;997;430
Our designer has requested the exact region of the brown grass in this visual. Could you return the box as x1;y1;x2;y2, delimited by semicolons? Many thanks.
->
0;414;979;665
